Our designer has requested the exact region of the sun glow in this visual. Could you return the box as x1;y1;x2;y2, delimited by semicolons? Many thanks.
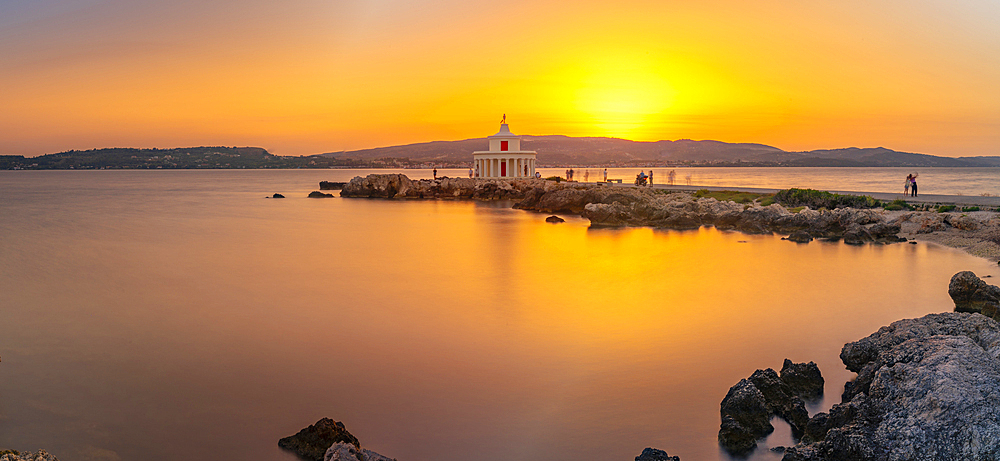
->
568;60;677;139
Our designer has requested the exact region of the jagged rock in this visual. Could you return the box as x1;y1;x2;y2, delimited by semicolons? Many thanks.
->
784;230;813;243
945;214;980;231
779;359;824;400
309;191;334;198
720;365;815;456
784;312;1000;460
272;193;286;198
319;181;347;190
842;223;873;245
0;450;59;461
868;222;905;243
534;188;591;213
340;174;414;198
545;215;565;223
719;378;772;455
949;271;1000;319
915;214;947;233
634;447;680;461
324;443;395;461
747;368;809;435
279;418;360;461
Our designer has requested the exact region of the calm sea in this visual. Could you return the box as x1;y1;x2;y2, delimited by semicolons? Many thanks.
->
1;168;997;461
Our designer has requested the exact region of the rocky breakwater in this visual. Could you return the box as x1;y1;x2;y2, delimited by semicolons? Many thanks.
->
517;185;902;243
745;311;1000;461
339;174;553;200
338;175;907;243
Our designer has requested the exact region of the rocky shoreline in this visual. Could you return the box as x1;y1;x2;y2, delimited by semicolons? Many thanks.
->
338;174;1000;260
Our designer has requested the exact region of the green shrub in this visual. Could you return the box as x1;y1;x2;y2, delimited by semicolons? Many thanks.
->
962;206;981;212
937;205;956;213
884;199;914;211
693;189;775;205
774;188;881;209
545;176;563;182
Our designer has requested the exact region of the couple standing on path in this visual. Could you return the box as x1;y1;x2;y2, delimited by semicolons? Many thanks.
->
904;173;919;197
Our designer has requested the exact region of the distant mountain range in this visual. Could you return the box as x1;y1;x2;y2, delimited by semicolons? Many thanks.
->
4;137;999;169
319;136;1000;167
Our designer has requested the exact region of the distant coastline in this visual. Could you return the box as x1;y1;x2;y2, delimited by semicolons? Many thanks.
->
5;136;1000;170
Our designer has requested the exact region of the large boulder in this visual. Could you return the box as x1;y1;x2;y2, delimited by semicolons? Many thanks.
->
340;174;414;198
719;378;772;455
783;312;1000;460
279;418;360;461
634;447;680;461
784;230;813;243
324;443;396;461
949;271;1000;320
841;223;873;245
533;188;591;213
779;359;824;400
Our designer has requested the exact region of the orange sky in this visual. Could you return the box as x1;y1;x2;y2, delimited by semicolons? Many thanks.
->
2;0;999;157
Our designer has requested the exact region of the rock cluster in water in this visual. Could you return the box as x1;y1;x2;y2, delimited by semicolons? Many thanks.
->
634;447;680;461
718;361;824;455
279;418;391;461
726;312;1000;461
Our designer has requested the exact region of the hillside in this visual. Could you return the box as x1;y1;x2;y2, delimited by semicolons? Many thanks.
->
0;147;365;170
319;136;1000;167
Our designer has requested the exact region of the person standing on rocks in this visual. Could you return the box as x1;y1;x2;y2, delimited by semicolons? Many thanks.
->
904;174;911;196
433;168;437;179
911;173;919;197
603;168;608;182
468;168;473;178
649;170;653;186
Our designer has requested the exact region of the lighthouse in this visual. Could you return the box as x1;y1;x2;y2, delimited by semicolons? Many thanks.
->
472;120;537;178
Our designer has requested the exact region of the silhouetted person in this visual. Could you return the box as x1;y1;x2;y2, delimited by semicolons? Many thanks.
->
433;168;437;179
911;173;919;197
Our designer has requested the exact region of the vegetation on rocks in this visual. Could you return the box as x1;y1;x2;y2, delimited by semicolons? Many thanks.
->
694;189;775;206
774;188;881;210
937;205;957;213
883;199;914;211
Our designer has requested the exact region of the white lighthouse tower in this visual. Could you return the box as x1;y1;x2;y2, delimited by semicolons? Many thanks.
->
473;117;536;178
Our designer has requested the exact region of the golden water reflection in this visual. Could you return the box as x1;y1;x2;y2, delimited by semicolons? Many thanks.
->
0;171;995;461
